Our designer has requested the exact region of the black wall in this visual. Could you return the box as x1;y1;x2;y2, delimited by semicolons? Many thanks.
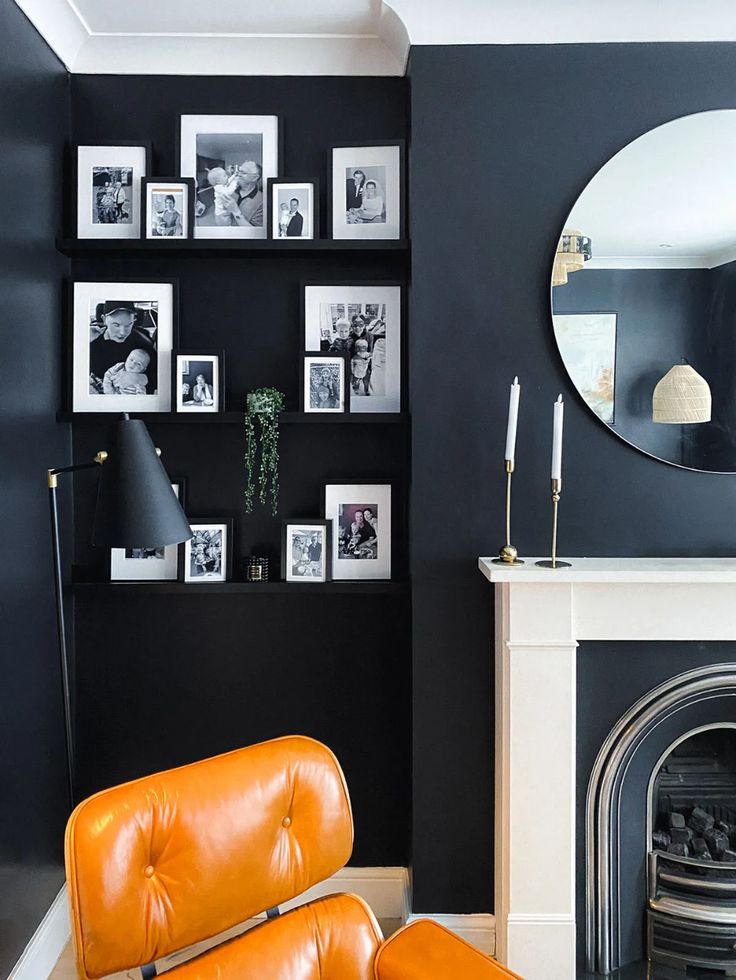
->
68;75;411;867
409;44;736;914
0;0;70;974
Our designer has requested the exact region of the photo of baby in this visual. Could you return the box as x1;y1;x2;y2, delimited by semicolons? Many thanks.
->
337;505;378;561
194;133;264;228
88;299;158;397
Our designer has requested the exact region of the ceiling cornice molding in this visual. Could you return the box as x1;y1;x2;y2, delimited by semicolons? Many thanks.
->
14;0;89;69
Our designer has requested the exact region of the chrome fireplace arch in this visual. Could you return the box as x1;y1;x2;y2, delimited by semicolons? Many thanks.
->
586;664;736;974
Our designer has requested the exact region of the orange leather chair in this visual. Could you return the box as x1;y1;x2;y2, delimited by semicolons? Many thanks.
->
65;735;521;979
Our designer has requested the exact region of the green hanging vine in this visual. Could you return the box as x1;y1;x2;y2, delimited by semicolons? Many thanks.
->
244;387;285;516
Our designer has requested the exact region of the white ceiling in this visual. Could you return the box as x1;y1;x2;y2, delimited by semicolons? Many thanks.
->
15;0;736;75
568;110;736;269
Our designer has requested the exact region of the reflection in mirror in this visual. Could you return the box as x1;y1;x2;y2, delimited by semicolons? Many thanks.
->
551;110;736;472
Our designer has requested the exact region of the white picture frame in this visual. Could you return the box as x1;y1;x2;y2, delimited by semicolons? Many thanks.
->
76;144;147;239
71;280;176;413
303;283;401;413
110;482;184;581
324;483;391;581
331;143;403;241
179;114;279;240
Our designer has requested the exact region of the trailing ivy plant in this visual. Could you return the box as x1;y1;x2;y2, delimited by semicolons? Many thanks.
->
244;387;285;516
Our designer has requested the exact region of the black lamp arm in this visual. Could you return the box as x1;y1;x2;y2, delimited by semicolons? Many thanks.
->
48;450;108;488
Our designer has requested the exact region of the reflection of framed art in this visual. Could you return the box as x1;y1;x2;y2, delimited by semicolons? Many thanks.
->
302;282;402;413
70;280;177;413
141;177;195;240
110;480;186;581
172;351;224;413
179;115;279;240
281;519;331;583
267;179;318;240
74;143;149;239
324;482;391;581
552;312;617;424
329;141;404;241
180;519;233;584
300;351;349;414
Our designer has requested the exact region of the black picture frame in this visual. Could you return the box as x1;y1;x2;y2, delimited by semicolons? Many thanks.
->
178;518;234;584
109;476;188;582
280;518;332;583
72;141;152;239
171;350;226;413
65;277;180;413
140;177;196;241
299;350;350;414
328;140;406;241
266;178;320;240
170;476;188;512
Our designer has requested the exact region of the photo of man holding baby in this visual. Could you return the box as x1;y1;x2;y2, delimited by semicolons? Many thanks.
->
194;133;264;229
88;299;158;396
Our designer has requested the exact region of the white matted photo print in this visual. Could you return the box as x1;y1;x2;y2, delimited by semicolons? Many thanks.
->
331;143;403;240
303;283;401;413
302;353;348;413
179;115;279;239
282;520;331;583
173;352;223;413
110;481;185;581
268;180;316;239
142;178;194;240
181;521;231;583
324;483;391;581
76;144;148;239
71;281;176;413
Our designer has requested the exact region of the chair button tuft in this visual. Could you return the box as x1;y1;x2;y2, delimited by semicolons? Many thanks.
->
282;816;292;828
144;865;155;878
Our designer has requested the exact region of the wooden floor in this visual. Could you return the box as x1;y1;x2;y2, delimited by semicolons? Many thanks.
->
50;917;403;978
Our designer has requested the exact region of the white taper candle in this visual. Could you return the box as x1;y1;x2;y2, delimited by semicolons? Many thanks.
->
551;394;564;481
504;376;520;462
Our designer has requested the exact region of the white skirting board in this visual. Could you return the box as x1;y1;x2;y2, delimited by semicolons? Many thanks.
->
8;886;70;980
406;913;497;955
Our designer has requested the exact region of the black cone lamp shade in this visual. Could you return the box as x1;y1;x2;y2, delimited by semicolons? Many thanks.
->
92;416;192;549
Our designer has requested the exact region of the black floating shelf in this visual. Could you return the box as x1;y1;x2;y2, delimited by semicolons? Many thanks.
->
56;237;410;256
71;579;409;596
57;411;408;425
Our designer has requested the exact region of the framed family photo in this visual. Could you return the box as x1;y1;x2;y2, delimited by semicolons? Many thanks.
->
300;351;349;414
141;177;195;240
281;519;331;583
172;351;224;413
110;479;186;581
74;143;149;239
324;482;391;581
70;280;177;413
267;179;318;240
330;141;404;241
302;282;402;413
180;519;233;584
179;114;279;240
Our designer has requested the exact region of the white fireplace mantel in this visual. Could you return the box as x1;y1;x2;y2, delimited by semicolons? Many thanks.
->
479;556;736;979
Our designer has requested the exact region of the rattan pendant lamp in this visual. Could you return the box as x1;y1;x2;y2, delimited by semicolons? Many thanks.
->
652;360;712;424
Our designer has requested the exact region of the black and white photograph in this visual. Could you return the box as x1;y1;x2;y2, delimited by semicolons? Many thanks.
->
110;481;186;581
181;520;233;583
179;115;279;239
173;351;224;413
267;179;317;240
301;352;349;414
75;144;149;239
281;519;331;583
324;483;392;580
303;283;401;413
330;143;404;240
70;280;176;413
141;178;195;240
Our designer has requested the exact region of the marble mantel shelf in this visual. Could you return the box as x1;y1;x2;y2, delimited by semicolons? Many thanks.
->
479;556;736;584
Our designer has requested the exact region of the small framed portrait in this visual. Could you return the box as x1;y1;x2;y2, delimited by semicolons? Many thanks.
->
324;483;391;581
172;351;224;413
180;519;233;584
267;179;318;240
74;143;149;239
302;282;402;413
281;519;331;583
110;479;186;581
70;280;177;413
141;177;195;240
300;352;349;414
330;142;404;241
179;114;279;240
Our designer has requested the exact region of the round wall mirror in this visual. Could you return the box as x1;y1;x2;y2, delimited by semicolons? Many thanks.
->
550;109;736;473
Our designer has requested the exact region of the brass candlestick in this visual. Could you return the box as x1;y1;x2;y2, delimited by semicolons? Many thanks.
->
536;478;571;569
492;459;524;565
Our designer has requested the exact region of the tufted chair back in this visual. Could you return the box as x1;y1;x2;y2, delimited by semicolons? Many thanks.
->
65;735;355;979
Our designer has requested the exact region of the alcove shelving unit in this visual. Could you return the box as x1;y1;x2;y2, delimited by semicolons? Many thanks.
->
57;238;410;256
57;411;408;425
